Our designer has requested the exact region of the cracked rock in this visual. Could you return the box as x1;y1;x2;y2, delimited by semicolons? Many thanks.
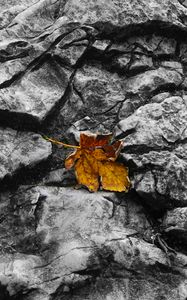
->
115;96;187;208
73;64;126;129
163;207;187;242
0;186;168;298
0;61;71;122
0;0;187;299
63;0;187;33
124;67;183;96
0;128;52;181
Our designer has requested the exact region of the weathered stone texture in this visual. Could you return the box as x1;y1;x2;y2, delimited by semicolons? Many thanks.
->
0;0;187;299
0;128;52;181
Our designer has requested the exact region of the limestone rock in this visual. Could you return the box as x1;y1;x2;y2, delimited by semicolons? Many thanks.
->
0;0;187;299
0;0;38;29
109;35;177;56
112;53;153;74
0;61;71;122
0;186;185;299
124;67;183;96
127;35;177;56
50;28;88;67
42;168;76;186
115;96;187;208
163;207;187;242
72;64;126;129
0;128;52;181
63;0;187;31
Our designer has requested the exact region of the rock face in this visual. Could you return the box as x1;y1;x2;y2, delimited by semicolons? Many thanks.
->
0;186;186;300
0;128;52;181
115;96;187;210
0;0;187;300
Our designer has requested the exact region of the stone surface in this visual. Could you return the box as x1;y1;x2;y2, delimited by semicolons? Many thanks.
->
115;96;187;209
124;67;183;96
63;0;187;31
0;0;39;29
0;128;52;181
163;207;187;242
111;53;153;74
0;186;186;299
127;35;177;56
42;168;76;186
0;0;187;299
72;64;126;130
0;61;71;122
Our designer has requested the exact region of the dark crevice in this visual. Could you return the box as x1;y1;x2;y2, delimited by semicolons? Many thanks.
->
0;26;80;87
40;74;74;131
150;84;184;97
85;46;181;78
73;268;102;277
121;137;187;155
53;54;74;70
40;39;94;130
92;20;187;41
0;156;52;193
0;71;25;89
73;84;85;103
122;144;171;155
0;50;29;63
93;100;124;116
0;284;11;300
115;128;137;140
131;189;169;221
0;110;41;132
163;231;187;255
33;194;47;229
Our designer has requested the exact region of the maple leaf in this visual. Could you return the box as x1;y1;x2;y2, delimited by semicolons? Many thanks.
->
44;133;130;192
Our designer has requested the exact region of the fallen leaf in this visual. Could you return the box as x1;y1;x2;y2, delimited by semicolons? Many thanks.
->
44;133;131;192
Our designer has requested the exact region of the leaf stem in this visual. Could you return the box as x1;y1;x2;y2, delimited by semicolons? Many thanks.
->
43;136;80;149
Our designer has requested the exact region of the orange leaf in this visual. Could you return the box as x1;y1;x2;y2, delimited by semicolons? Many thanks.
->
75;151;99;192
45;132;130;192
65;132;130;192
98;161;130;192
80;133;112;149
65;149;82;169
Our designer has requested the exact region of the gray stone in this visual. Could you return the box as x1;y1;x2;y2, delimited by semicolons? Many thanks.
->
0;186;185;299
109;35;177;56
163;207;187;242
128;35;177;56
53;43;88;66
67;116;111;142
92;40;110;51
0;0;187;299
160;61;183;74
42;168;76;186
51;28;88;66
124;67;183;95
63;0;187;31
0;186;153;297
115;96;187;207
150;92;171;103
0;61;71;122
74;64;126;111
112;53;153;73
0;128;52;181
116;96;187;148
72;64;126;129
180;42;187;63
0;0;38;29
129;54;153;72
62;89;84;125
